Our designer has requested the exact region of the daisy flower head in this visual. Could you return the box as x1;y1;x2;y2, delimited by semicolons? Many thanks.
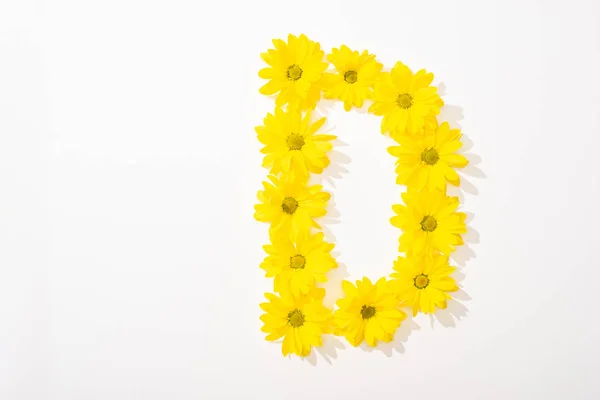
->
259;34;328;111
391;190;467;256
254;174;330;240
260;288;332;357
255;107;335;182
334;277;406;347
322;45;383;111
388;121;469;191
390;254;458;316
369;62;443;138
261;232;337;297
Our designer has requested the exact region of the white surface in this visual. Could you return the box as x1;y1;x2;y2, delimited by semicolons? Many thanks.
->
1;0;600;399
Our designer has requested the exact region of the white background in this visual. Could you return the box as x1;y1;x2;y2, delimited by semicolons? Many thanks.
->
1;0;600;399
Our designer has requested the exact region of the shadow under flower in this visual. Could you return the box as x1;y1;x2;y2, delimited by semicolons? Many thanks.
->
320;261;350;309
318;194;341;245
434;82;463;129
432;254;472;328
437;104;464;130
357;312;421;357
451;244;476;268
315;98;337;116
321;149;352;188
304;335;346;366
450;211;480;267
431;297;470;328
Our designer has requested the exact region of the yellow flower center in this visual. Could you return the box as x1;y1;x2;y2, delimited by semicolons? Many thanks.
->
290;254;306;269
287;309;305;327
420;215;437;232
286;133;305;150
286;64;303;81
421;148;440;165
414;274;430;289
344;70;358;84
360;305;377;319
396;93;413;109
282;197;299;214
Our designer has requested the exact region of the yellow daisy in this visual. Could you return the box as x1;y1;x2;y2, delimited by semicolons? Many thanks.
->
322;45;383;111
334;277;406;347
369;61;443;137
391;190;467;256
260;288;332;357
388;121;469;191
390;254;458;316
261;232;337;297
254;174;329;240
259;34;328;110
255;107;335;182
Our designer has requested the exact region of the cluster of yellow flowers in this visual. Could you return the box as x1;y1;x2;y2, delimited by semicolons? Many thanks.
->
255;34;470;357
